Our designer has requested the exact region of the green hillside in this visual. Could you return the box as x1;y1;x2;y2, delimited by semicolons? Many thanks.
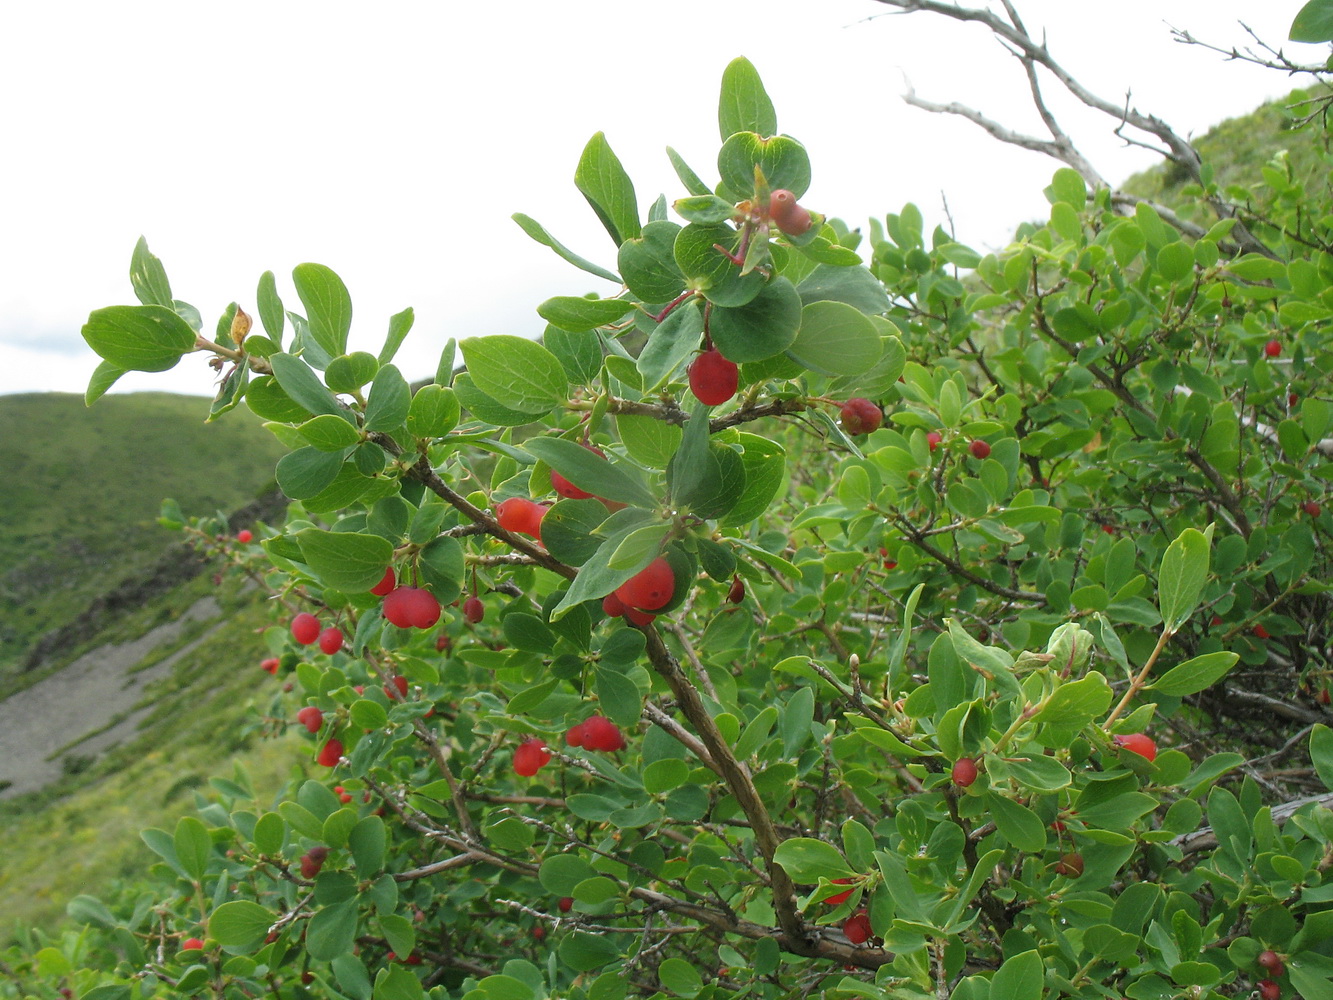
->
0;392;287;676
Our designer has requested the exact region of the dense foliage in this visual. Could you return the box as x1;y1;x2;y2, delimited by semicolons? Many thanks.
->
6;25;1333;1000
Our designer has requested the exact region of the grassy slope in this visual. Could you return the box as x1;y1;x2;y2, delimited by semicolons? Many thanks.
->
0;392;287;674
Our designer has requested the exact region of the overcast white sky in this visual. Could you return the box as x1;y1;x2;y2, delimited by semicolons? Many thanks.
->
0;2;1322;398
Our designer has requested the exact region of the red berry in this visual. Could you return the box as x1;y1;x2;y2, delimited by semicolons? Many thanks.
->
1289;393;1300;406
624;607;657;627
1303;501;1322;517
370;567;396;596
182;937;204;951
969;439;992;459
436;634;452;652
602;592;627;618
513;737;553;776
926;431;942;451
384;675;409;700
1258;980;1281;1000
1102;524;1116;535
951;757;979;787
550;443;607;500
769;189;813;236
299;845;329;879
318;627;344;656
317;738;344;768
384;587;441;629
463;595;485;624
1257;950;1284;976
688;349;739;406
565;722;587;747
532;925;546;940
496;497;547;539
615;557;675;611
823;878;856;905
297;706;323;733
237;529;253;544
261;657;280;675
727;576;745;603
842;909;872;944
291;612;321;645
580;714;626;752
1264;339;1282;358
1113;733;1157;762
1053;852;1084;877
1254;624;1271;640
839;398;882;436
558;896;573;912
1321;688;1331;705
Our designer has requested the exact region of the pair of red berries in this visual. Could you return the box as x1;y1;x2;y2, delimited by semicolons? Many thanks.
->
606;558;675;620
513;737;553;776
299;845;329;880
566;714;626;752
839;398;882;436
383;586;442;629
768;189;813;237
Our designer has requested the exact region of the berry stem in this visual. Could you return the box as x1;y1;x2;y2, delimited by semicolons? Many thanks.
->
651;289;697;324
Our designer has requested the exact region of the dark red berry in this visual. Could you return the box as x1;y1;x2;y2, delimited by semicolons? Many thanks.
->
1258;980;1280;1000
1053;853;1084;877
463;595;485;624
839;398;882;436
558;896;574;912
1257;950;1284;976
580;715;626;752
551;443;607;500
1264;339;1282;358
318;627;343;655
299;845;329;879
1254;624;1271;640
727;576;745;603
842;909;871;944
689;349;739;406
602;592;627;618
951;757;979;787
1303;501;1322;517
291;613;321;645
384;675;409;700
969;439;991;459
624;607;657;627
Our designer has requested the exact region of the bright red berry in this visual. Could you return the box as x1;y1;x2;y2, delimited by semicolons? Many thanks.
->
237;529;253;544
1258;980;1281;1000
565;722;587;747
842;909;872;944
926;431;942;451
952;757;979;787
1264;339;1282;358
1053;852;1084;877
689;349;739;406
513;738;553;776
297;706;323;733
318;627;343;655
1254;624;1271;640
823;878;856;906
261;657;280;675
496;497;547;539
580;715;626;752
291;612;321;645
558;896;573;913
1303;501;1322;517
550;443;607;500
370;567;396;596
1257;950;1284;976
182;937;204;951
1113;733;1157;762
969;439;992;459
839;398;882;436
317;738;344;768
383;587;441;629
615;557;675;611
464;595;485;624
769;189;813;236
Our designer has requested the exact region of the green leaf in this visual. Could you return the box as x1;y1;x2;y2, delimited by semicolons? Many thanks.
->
276;447;345;499
717;132;810;199
85;360;126;405
1029;672;1112;727
454;373;540;427
512;212;622;283
292;263;352;357
208;900;271;947
300;413;363;452
1050;168;1087;208
81;305;196;372
307;899;358;962
991;950;1043;1000
617;413;683;469
1156;241;1195;282
332;955;373;1000
173;817;211;882
1150;651;1239;696
1157;527;1211;632
709;276;803;363
535;296;634;333
1313;725;1333;792
718;56;777;140
595;667;642;728
721;433;786;526
1291;0;1333;41
378;307;414;366
787;301;882;376
608;524;671;571
666;146;711;197
796;264;891;314
296;528;394;592
525;437;657;508
672;195;737;225
269;352;346;417
364;364;410;432
772;837;854;881
257;270;284;346
637;300;704;390
460;335;569;412
130;236;172;307
781;687;815;757
987;794;1047;853
617;220;686;302
539;854;597;894
659;958;704;999
574;131;640;246
406;384;460;439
